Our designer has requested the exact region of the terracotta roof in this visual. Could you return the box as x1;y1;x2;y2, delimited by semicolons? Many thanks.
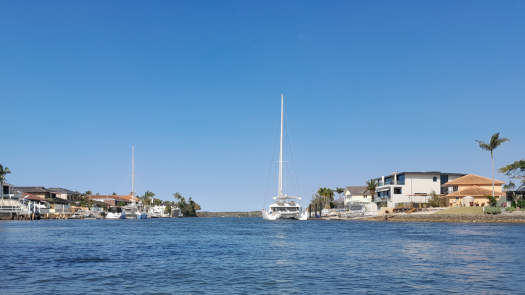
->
444;185;505;197
23;193;46;201
442;174;504;187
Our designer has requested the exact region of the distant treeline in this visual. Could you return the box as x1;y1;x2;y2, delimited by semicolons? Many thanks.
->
197;211;261;218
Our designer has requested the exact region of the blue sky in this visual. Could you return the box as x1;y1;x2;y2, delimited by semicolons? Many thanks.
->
1;1;524;211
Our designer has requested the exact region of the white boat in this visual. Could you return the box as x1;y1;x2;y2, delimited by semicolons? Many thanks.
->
262;94;308;221
106;207;126;219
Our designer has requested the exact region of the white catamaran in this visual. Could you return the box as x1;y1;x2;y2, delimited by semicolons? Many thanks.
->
262;94;308;221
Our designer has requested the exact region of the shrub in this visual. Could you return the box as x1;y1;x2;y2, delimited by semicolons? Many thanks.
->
487;196;498;207
485;207;502;215
505;207;516;212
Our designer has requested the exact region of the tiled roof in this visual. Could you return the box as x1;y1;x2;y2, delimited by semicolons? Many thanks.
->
345;186;368;195
23;193;46;201
444;185;505;197
442;174;504;187
47;187;80;194
14;187;48;193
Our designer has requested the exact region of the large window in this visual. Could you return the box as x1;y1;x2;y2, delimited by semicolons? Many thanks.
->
394;187;402;194
377;190;390;200
384;176;392;185
396;174;405;185
440;174;449;194
433;176;437;182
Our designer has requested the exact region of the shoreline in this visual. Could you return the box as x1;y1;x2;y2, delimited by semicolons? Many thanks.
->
349;213;525;223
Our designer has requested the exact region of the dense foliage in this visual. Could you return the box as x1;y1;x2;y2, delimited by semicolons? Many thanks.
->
500;160;525;186
173;192;201;217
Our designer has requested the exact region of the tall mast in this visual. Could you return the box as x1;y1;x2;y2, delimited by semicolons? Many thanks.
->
131;145;135;202
278;94;284;197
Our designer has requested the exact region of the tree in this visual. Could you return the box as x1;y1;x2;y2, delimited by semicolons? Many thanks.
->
503;181;521;208
0;164;11;184
499;160;525;186
428;191;443;207
317;187;334;209
366;179;378;202
476;132;509;199
173;192;200;217
141;190;155;206
309;193;325;217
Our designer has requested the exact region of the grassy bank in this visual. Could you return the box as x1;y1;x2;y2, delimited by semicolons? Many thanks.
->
434;207;483;215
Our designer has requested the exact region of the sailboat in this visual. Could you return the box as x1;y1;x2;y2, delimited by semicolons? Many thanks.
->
123;145;148;219
262;94;308;221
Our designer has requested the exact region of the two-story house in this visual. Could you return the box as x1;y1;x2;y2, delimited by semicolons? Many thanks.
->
373;171;465;207
442;174;504;207
343;186;370;207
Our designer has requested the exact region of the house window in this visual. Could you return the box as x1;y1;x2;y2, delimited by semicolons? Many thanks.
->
396;174;405;185
394;187;402;194
453;186;458;192
433;177;437;182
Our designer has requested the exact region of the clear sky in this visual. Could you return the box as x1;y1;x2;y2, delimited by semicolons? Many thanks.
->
1;1;524;211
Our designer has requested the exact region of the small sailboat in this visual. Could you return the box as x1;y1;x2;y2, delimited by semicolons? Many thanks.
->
262;94;308;221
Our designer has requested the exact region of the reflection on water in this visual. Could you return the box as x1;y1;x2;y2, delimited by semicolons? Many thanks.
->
1;219;524;294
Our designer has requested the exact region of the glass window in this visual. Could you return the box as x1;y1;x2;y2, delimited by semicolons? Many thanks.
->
394;187;402;194
440;174;449;184
396;174;405;185
385;176;392;185
433;177;437;182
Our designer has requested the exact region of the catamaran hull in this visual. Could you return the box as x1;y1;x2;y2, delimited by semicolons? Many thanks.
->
262;210;308;221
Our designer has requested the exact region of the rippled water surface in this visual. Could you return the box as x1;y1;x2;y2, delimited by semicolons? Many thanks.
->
1;218;524;294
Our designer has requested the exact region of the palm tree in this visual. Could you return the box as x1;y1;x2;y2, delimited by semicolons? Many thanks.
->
317;187;334;209
366;179;378;202
476;132;510;199
0;164;11;184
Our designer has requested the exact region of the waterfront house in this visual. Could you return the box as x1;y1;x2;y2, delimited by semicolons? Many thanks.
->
14;187;74;216
47;187;82;201
1;182;15;199
88;194;135;207
13;186;52;199
372;172;465;207
343;186;370;206
442;174;504;207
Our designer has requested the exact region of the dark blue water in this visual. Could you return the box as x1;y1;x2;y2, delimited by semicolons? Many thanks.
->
1;218;524;294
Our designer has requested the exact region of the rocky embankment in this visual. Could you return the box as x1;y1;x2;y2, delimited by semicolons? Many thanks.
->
363;213;525;223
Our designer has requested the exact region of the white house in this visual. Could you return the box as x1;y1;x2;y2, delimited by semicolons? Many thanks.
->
344;186;370;207
373;171;465;207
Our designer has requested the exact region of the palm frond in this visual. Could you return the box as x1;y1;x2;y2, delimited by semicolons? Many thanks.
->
475;140;491;151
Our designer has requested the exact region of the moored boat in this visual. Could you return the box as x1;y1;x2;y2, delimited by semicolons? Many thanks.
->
262;94;308;221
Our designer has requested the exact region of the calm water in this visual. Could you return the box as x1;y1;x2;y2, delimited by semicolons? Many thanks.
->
1;218;524;294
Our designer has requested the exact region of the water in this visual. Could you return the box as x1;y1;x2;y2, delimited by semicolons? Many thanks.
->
1;218;524;294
